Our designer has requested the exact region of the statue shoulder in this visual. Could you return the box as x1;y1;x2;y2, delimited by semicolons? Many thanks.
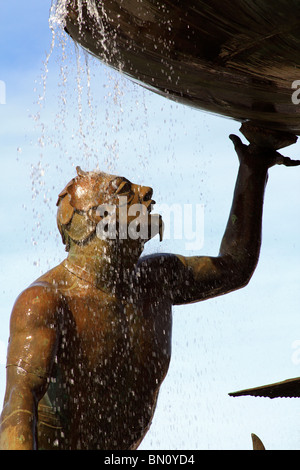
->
137;252;183;273
136;253;186;296
10;281;64;333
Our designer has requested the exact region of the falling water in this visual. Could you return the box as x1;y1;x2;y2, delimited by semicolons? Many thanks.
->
20;2;189;450
0;0;211;451
28;0;133;272
2;0;300;451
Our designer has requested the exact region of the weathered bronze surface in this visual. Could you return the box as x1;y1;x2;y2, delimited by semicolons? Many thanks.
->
230;377;300;399
64;0;300;134
0;133;299;449
251;433;265;450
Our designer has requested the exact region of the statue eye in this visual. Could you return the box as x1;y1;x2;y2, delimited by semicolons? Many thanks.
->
117;181;132;194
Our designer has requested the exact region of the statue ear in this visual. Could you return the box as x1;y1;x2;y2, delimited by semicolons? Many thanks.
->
57;194;75;226
76;166;88;177
64;211;96;243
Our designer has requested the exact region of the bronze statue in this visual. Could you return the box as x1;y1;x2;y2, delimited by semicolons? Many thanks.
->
0;127;299;450
251;433;265;451
230;376;300;400
63;0;300;134
229;373;300;450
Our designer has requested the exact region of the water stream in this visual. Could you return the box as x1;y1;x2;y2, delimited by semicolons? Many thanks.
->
2;0;299;450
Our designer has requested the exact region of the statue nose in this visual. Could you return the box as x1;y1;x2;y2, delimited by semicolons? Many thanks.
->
138;186;153;202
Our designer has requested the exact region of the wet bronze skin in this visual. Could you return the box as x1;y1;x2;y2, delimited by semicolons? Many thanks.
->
0;132;299;449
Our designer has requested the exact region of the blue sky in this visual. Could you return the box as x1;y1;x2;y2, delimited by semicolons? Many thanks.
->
1;0;300;450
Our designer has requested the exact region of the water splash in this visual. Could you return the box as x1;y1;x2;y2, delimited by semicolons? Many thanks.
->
27;0;134;272
50;0;103;29
50;0;111;61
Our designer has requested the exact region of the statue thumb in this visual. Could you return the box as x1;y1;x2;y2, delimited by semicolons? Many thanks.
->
229;134;243;149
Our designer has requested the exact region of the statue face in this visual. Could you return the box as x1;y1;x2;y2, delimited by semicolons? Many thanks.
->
94;175;163;243
57;168;163;248
103;175;153;207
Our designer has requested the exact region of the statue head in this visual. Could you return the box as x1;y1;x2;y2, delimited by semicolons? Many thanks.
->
56;167;163;251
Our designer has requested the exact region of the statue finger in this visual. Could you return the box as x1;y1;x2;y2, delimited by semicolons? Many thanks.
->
275;154;300;167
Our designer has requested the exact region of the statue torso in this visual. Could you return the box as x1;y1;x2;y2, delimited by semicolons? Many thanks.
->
36;261;173;450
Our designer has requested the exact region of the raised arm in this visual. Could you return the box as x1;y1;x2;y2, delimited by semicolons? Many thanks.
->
155;134;299;305
0;284;60;450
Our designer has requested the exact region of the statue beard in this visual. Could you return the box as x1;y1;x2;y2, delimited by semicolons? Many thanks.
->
148;213;164;242
117;212;164;243
96;211;164;244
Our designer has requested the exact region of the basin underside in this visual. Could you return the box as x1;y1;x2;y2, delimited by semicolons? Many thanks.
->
64;0;300;134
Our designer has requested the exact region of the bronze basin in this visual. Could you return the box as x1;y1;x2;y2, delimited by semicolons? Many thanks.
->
63;0;300;135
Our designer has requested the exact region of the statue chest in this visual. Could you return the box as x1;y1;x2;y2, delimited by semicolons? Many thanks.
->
60;291;172;387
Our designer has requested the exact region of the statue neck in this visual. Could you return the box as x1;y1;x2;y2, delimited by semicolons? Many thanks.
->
66;238;143;292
